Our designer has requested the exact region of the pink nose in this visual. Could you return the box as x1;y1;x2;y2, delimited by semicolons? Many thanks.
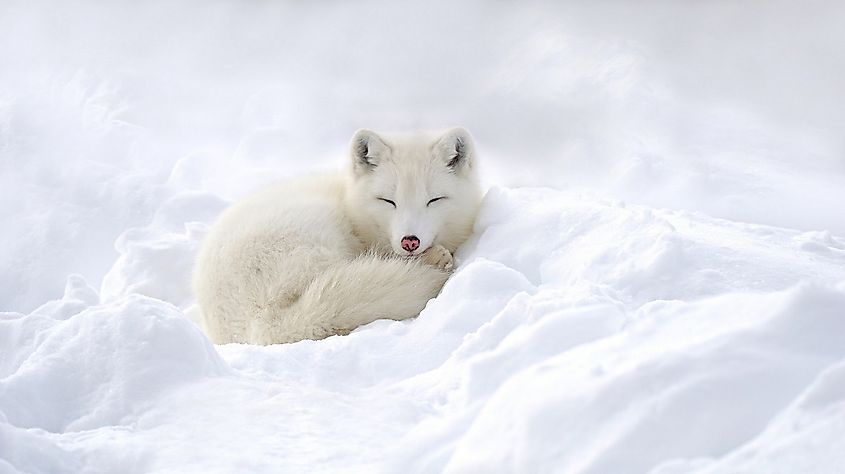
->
401;235;420;252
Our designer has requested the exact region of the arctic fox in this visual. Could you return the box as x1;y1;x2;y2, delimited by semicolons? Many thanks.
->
194;128;483;344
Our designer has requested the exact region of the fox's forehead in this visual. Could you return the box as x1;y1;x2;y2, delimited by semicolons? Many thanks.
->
379;134;445;174
365;154;454;202
377;130;440;145
372;158;444;196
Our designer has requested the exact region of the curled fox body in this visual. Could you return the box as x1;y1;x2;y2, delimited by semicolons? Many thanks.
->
194;128;482;344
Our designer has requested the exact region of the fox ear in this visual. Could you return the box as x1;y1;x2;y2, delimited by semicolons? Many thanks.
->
351;129;390;175
434;127;474;174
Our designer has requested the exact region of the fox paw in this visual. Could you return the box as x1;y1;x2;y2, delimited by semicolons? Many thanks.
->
421;244;454;271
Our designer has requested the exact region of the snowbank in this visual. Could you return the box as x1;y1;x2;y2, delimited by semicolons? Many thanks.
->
3;187;845;473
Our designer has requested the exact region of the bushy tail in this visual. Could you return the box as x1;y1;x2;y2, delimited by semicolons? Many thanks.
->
248;254;449;344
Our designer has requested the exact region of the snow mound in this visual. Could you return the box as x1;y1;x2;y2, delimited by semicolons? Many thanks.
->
429;284;845;474
100;192;227;308
1;289;225;434
2;186;844;473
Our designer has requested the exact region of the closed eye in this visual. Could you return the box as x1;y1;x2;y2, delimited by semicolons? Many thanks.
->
378;197;396;208
427;196;448;206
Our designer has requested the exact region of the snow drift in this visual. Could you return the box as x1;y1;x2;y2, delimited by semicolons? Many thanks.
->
3;186;845;473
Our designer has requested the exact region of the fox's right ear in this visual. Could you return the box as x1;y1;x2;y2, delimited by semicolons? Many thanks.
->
434;127;475;175
350;129;390;176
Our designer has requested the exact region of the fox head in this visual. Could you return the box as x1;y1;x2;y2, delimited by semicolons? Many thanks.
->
345;127;483;257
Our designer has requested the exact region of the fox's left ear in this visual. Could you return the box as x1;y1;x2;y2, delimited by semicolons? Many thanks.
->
434;127;474;175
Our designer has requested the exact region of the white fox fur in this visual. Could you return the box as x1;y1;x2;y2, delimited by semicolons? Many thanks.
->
194;128;482;344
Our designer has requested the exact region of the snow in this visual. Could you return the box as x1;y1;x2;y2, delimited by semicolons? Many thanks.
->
2;1;845;473
3;188;845;473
